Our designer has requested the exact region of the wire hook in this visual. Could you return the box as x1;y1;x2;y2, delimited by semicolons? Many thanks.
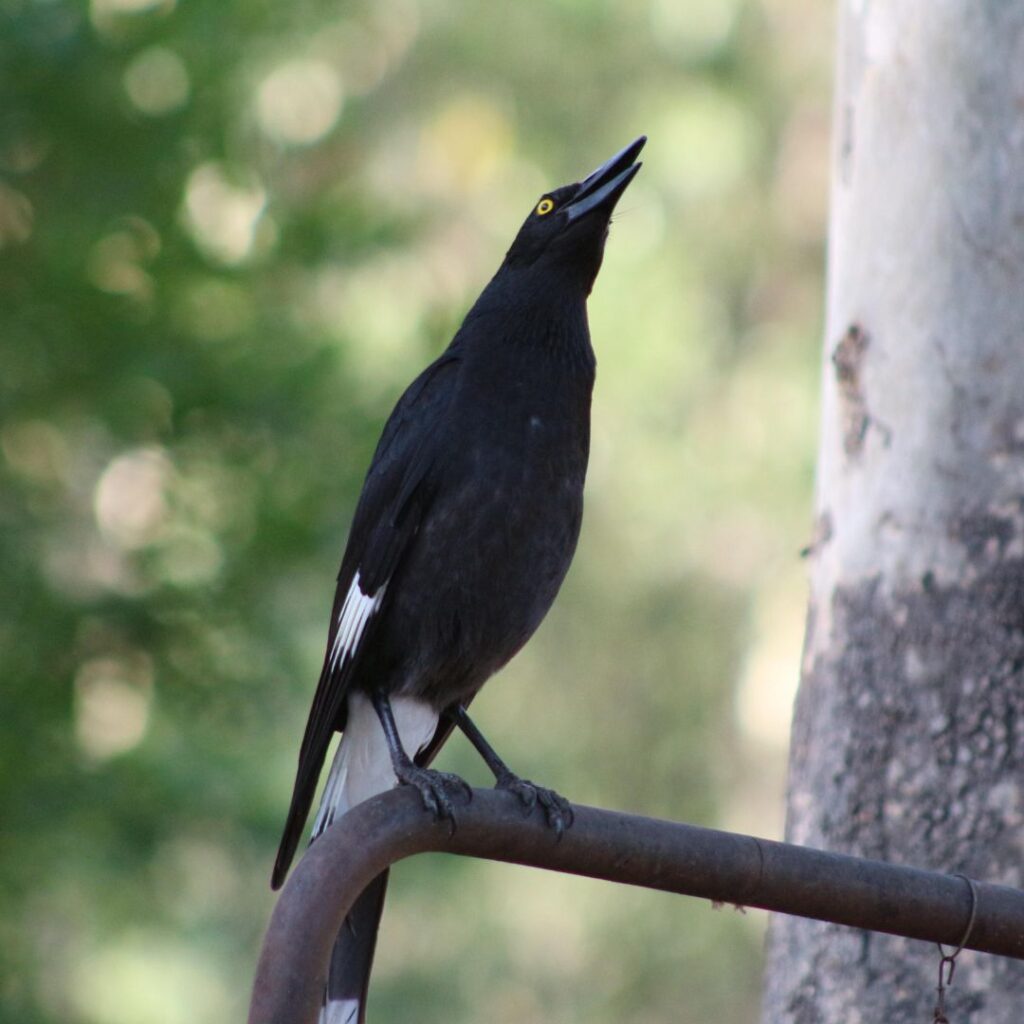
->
932;874;978;1023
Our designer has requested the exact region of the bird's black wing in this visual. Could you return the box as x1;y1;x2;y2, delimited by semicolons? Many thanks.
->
272;350;462;888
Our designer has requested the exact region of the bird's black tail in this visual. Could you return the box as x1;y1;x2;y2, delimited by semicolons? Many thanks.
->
319;871;390;1024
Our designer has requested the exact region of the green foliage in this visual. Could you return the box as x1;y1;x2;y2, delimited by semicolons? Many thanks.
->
0;0;828;1020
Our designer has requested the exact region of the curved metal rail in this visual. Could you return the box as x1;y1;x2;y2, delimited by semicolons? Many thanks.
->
249;787;1024;1024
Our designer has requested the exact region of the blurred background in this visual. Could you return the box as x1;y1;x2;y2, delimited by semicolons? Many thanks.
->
0;0;831;1021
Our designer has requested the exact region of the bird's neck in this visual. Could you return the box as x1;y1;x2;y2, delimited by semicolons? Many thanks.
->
463;269;594;369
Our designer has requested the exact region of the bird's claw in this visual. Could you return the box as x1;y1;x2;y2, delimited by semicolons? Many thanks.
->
395;764;472;834
496;772;574;838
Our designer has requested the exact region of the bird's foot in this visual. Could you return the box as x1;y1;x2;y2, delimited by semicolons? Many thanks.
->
495;771;574;838
394;762;472;832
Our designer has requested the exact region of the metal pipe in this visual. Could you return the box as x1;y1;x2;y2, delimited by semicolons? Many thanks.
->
249;787;1024;1024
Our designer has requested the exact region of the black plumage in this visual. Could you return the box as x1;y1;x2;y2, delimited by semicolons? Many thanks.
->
272;135;645;1023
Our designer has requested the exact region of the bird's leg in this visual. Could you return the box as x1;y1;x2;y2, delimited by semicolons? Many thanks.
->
448;705;574;836
370;692;471;830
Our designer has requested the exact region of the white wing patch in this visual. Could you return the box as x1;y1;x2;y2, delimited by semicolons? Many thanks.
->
321;997;359;1024
328;571;385;674
310;736;348;841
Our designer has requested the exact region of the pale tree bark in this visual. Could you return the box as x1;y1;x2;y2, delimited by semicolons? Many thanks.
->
762;3;1024;1022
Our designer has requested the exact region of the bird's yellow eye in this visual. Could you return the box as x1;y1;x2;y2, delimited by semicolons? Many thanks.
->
535;198;555;216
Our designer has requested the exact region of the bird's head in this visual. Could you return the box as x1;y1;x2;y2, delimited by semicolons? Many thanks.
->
502;135;646;294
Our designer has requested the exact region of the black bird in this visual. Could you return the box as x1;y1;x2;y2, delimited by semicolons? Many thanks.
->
273;135;646;1024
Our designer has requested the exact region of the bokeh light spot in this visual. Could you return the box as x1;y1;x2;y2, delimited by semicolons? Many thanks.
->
90;0;177;40
649;0;739;57
650;86;756;198
0;114;52;173
156;526;224;588
93;448;171;550
421;95;515;193
71;934;230;1024
87;219;161;299
123;47;190;116
176;278;254;341
0;181;34;248
182;163;267;265
256;59;343;147
1;419;69;483
93;0;174;13
74;653;154;761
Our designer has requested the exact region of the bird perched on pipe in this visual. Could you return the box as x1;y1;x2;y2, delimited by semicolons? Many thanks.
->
272;134;646;1024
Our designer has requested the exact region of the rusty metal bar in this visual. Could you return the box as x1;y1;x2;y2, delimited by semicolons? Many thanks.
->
249;787;1024;1024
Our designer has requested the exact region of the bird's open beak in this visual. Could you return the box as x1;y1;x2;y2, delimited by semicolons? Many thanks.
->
564;135;646;223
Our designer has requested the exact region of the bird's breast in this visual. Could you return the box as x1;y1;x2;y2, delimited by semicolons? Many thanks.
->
378;382;591;707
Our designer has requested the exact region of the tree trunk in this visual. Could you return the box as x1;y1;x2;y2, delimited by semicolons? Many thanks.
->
762;3;1024;1021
